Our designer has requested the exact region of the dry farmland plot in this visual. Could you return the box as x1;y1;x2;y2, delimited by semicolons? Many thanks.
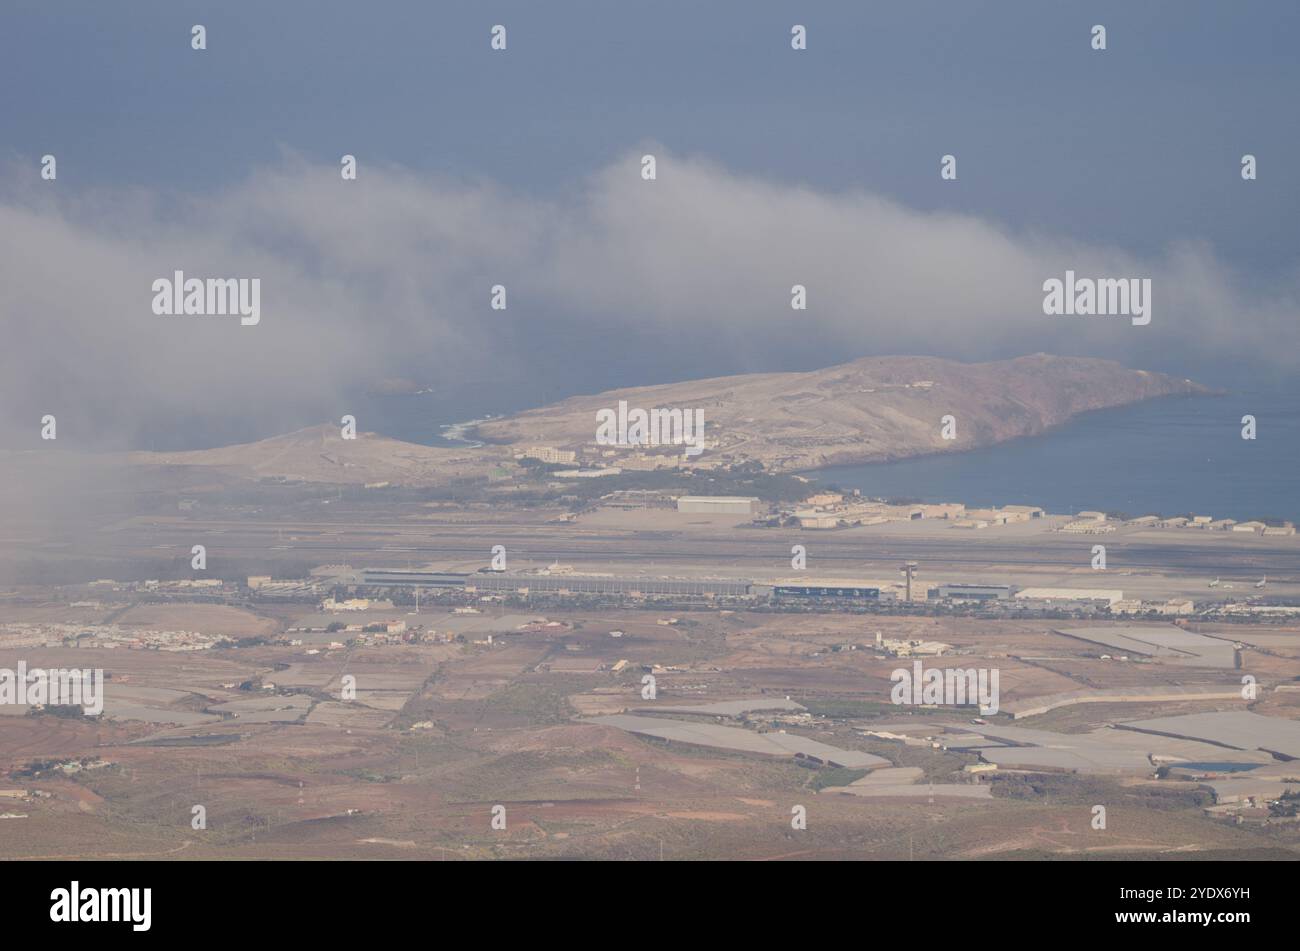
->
5;599;1300;860
113;603;280;637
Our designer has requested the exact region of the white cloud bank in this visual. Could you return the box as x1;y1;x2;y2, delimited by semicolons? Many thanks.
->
1;148;1295;447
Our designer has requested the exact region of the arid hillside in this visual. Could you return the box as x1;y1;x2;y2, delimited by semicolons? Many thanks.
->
123;425;507;485
48;354;1206;488
474;353;1209;471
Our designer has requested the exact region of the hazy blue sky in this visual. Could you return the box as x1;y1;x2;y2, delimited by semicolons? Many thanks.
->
6;1;1296;267
2;1;1298;447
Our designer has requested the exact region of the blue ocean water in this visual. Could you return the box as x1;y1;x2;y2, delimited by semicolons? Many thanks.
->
812;389;1300;523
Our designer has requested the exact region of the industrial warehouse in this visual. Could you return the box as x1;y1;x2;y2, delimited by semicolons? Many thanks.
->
358;566;900;602
354;567;1155;615
360;568;754;600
